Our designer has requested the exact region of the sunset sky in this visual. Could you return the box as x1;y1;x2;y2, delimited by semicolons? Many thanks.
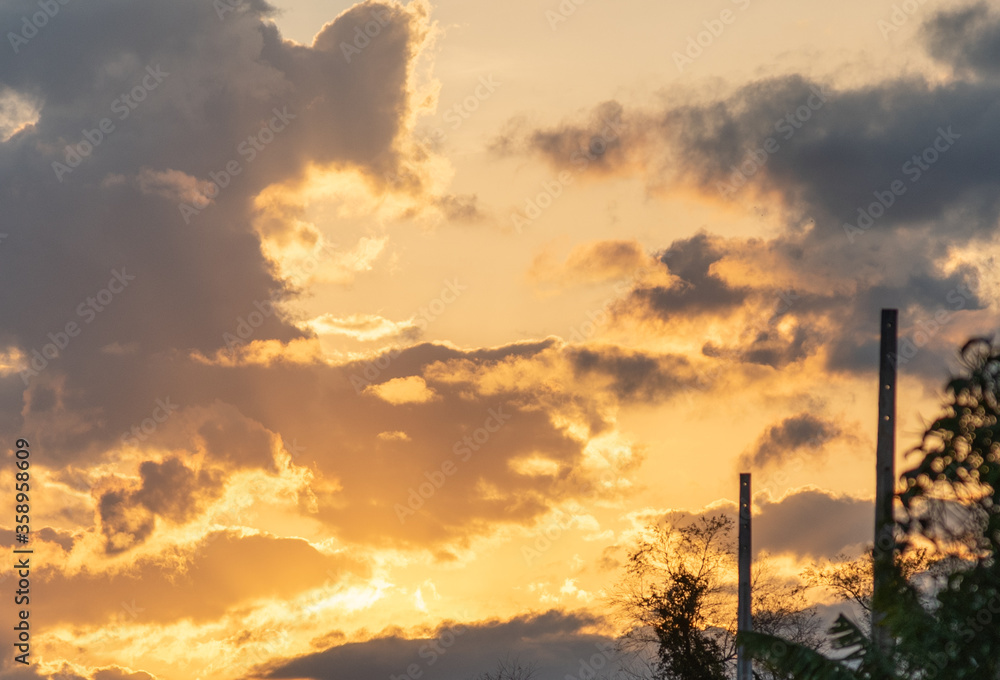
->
2;0;1000;678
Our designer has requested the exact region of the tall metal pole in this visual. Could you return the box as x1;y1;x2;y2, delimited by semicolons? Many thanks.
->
737;473;752;680
873;309;897;655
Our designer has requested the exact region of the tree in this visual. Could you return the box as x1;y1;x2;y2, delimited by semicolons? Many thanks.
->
741;338;1000;679
893;337;1000;678
801;549;933;634
475;656;538;680
611;513;823;680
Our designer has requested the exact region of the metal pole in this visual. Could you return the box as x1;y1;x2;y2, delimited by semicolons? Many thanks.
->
737;473;752;680
873;308;897;654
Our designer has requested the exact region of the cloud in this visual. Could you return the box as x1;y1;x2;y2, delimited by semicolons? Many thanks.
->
433;193;488;223
258;610;615;680
492;9;1000;382
923;3;1000;78
27;532;367;628
364;375;439;404
754;489;873;559
738;413;842;470
0;86;39;141
134;167;213;207
0;663;158;680
528;239;665;289
0;0;433;380
96;457;225;553
492;100;628;176
565;345;697;403
608;229;987;376
306;313;422;344
673;487;875;561
630;233;752;318
496;68;1000;238
6;333;675;551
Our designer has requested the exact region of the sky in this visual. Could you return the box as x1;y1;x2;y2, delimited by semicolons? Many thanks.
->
1;0;999;678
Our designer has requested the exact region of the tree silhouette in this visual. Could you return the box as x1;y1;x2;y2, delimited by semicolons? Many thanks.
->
611;514;822;679
475;655;538;680
741;338;1000;679
800;548;934;635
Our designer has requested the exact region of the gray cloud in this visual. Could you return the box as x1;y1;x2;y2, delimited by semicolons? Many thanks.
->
0;0;429;383
258;610;616;680
493;7;1000;383
738;413;841;470
754;490;873;559
628;233;751;318
923;3;1000;78
97;457;225;553
676;488;875;561
565;345;696;403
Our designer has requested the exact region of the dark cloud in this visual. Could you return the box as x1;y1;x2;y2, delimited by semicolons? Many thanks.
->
258;610;616;680
500;69;1000;239
493;9;1000;383
97;457;225;553
677;488;874;560
613;229;988;379
133;458;225;521
433;193;488;223
0;0;430;386
565;345;695;403
97;486;155;554
92;669;156;680
754;490;873;559
738;413;841;470
703;322;814;369
492;100;627;175
631;233;750;318
8;334;661;551
36;526;76;551
923;3;1000;78
196;403;279;471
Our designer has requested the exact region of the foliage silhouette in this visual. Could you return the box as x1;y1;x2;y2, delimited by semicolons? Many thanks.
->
612;514;822;679
740;338;1000;679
